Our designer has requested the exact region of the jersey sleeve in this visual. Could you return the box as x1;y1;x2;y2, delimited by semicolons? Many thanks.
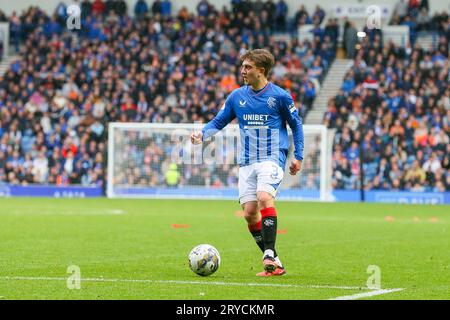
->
280;93;304;161
201;93;236;141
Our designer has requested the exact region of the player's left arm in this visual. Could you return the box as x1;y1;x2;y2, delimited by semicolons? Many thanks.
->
280;93;304;175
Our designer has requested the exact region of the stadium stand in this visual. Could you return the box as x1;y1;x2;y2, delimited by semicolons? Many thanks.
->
324;4;449;192
0;1;335;189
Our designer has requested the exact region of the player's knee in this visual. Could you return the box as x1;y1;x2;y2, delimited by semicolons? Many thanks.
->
257;192;274;209
243;202;258;217
243;206;259;224
244;212;259;225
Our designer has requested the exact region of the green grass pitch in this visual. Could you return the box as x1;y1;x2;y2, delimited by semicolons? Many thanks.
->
0;198;448;300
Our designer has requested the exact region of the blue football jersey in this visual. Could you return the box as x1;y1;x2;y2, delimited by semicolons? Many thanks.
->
202;82;304;169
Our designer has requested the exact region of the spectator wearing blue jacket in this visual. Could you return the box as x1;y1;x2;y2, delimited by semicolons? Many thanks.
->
161;0;171;17
275;0;288;31
135;0;149;18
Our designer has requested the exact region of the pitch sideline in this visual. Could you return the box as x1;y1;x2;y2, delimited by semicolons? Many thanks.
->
0;276;404;299
329;288;405;300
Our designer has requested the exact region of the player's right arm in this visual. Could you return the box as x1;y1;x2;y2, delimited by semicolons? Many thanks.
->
191;95;236;145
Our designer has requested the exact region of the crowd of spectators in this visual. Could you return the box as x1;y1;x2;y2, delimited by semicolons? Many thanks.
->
391;0;450;45
5;1;447;193
0;1;335;190
324;23;449;192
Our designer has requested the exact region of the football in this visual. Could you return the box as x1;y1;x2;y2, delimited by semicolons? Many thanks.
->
188;244;221;276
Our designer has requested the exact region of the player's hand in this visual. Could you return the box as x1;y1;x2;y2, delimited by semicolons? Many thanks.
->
190;131;203;145
289;159;302;175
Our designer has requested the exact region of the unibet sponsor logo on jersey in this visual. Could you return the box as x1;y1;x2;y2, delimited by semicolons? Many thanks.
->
243;114;269;126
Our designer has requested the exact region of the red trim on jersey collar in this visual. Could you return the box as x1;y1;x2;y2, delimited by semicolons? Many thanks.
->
249;82;271;96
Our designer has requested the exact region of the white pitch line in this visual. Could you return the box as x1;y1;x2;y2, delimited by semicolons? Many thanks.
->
329;288;404;300
1;276;368;291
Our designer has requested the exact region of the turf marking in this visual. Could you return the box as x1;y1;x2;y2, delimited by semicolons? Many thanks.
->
329;288;404;300
0;276;403;296
110;209;125;214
